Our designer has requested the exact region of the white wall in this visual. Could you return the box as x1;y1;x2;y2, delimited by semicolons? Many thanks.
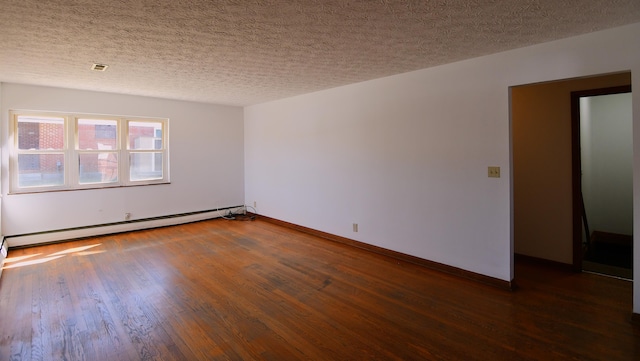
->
1;83;244;238
245;23;640;311
581;93;633;236
634;69;640;314
0;82;4;276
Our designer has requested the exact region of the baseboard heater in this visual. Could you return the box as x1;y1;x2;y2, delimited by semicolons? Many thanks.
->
6;206;244;249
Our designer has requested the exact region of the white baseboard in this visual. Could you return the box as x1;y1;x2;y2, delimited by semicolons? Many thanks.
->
6;208;237;248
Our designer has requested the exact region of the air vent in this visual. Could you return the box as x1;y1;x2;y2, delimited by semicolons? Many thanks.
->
91;63;109;71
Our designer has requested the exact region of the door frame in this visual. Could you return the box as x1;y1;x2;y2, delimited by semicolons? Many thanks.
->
570;85;632;271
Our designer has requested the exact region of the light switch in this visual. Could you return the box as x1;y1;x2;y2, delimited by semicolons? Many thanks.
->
488;166;500;178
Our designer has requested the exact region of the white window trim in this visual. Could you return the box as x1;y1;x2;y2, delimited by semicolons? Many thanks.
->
9;110;170;194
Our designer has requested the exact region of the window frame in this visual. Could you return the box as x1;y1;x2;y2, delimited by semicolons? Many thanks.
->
125;119;168;184
9;110;170;194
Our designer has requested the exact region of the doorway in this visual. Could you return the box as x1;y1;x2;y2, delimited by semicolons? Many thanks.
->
511;72;632;276
571;86;633;279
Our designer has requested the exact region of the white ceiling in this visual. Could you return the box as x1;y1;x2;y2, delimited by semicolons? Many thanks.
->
1;0;639;106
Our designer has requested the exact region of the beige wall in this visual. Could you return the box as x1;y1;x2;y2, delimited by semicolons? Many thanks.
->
512;72;631;264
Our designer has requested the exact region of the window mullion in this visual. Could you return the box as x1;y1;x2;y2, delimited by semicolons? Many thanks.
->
68;115;78;187
120;118;129;186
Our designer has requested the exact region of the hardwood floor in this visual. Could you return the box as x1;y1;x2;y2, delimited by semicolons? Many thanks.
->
0;218;638;360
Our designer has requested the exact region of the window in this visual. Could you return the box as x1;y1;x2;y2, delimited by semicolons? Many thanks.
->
77;118;119;184
15;115;65;188
128;121;165;181
10;111;169;193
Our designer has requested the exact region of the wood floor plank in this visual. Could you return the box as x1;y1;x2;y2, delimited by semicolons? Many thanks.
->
2;263;32;361
1;218;639;360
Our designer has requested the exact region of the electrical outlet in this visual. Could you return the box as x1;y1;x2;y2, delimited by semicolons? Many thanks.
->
353;223;358;232
125;212;131;221
253;201;257;208
488;166;500;178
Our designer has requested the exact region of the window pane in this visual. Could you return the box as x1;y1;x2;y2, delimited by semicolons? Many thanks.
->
130;152;163;181
79;152;118;184
17;153;64;187
129;121;163;150
78;119;118;150
17;116;64;150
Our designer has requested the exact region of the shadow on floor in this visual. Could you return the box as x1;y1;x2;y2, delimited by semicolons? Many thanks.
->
583;231;633;279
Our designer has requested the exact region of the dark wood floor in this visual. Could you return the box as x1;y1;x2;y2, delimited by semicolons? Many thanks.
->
0;218;638;360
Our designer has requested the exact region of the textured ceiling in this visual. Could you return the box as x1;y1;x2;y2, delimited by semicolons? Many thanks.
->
1;0;639;106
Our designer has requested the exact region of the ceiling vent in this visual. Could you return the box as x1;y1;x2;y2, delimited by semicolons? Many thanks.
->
91;63;109;71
